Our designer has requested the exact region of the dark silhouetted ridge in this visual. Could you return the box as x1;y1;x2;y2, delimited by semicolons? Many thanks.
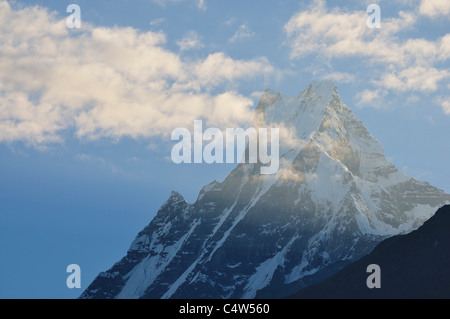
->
290;205;450;299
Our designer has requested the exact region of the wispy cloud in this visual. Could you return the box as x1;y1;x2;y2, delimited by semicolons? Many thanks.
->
197;0;206;11
419;0;450;18
356;89;386;108
322;72;355;83
223;17;236;26
0;1;275;146
441;101;450;114
152;0;206;10
150;18;165;27
177;30;204;51
76;154;123;174
284;0;450;111
436;97;450;115
376;67;449;92
229;24;255;43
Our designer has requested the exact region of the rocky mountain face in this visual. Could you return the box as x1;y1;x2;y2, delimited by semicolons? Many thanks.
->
80;80;450;299
290;205;450;299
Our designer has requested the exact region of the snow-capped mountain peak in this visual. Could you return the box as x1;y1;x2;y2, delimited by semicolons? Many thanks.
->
300;79;338;103
81;81;450;299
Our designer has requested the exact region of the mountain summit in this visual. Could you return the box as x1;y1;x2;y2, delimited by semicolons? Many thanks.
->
80;81;450;299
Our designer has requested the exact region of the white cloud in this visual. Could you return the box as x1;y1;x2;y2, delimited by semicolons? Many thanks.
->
250;91;264;100
285;0;367;59
377;67;450;92
322;72;355;83
284;1;420;64
229;24;255;43
356;89;384;107
393;0;420;5
442;101;450;114
152;0;206;10
278;167;306;183
223;17;236;26
177;30;204;51
284;0;448;66
76;154;123;174
197;0;206;10
150;18;165;27
441;101;450;114
436;97;450;114
284;0;450;112
193;53;273;87
0;1;274;146
419;0;450;18
406;95;420;104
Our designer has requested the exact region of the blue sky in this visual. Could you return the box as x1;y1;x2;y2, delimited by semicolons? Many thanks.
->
0;0;449;298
